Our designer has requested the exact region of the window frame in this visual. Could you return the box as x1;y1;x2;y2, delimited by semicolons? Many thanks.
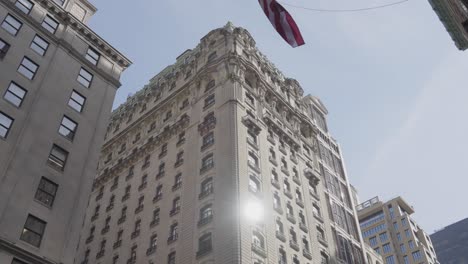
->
0;111;14;139
58;115;78;141
30;34;49;56
18;57;39;80
15;0;34;14
41;15;59;34
47;144;68;171
68;90;86;112
85;47;100;65
0;38;10;59
34;177;58;207
20;214;46;247
4;82;27;107
77;67;93;88
2;14;23;36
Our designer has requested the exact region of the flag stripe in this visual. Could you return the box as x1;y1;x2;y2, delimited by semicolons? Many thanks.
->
258;0;305;47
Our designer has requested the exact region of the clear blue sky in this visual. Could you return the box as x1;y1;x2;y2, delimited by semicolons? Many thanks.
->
89;0;468;233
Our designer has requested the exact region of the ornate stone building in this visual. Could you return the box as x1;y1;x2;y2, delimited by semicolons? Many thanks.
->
357;197;440;264
0;0;131;263
429;0;468;50
75;22;372;264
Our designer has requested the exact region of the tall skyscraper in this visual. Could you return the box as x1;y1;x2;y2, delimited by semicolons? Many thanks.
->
0;0;131;263
430;217;468;264
428;0;468;50
75;22;372;264
357;196;440;264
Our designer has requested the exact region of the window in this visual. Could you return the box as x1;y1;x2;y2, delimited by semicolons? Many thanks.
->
246;93;255;106
276;219;284;233
408;240;415;249
129;245;137;262
58;116;78;140
168;252;176;264
200;204;213;222
379;232;388;242
202;132;214;149
85;47;100;65
252;232;265;248
68;90;86;112
34;177;58;207
403;255;409;264
383;243;392;253
249;175;260;194
4;82;26;107
248;152;258;168
393;222;398;230
0;38;10;59
201;153;214;171
401;218;407;226
171;197;181;213
405;229;411;237
200;178;213;197
207;52;217;62
20;215;46;247
47;144;68;171
198;233;212;254
53;0;65;6
18;57;39;80
169;223;178;240
397;232;402;241
321;252;329;264
385;255;395;264
149;234;157;250
204;94;215;108
273;193;281;209
205;80;215;91
42;15;59;34
369;237;377;247
2;15;22;36
400;244;406;253
279;248;287;264
77;68;93;88
30;35;49;56
15;0;34;14
12;258;28;264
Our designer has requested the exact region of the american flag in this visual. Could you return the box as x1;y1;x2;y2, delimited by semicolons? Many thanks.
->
258;0;305;47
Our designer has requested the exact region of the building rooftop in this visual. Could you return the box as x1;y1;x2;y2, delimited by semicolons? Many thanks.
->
428;0;468;50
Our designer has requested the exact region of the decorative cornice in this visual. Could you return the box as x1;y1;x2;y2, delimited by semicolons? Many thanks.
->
35;0;132;68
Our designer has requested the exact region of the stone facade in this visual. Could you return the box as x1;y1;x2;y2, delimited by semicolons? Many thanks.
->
357;197;439;264
428;0;468;50
75;22;370;264
0;0;131;263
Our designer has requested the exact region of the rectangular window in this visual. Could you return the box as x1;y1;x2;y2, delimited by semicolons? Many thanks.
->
15;0;34;14
47;144;68;171
385;255;395;264
85;47;100;65
20;215;46;247
34;177;58;207
2;15;23;36
52;0;65;6
412;250;422;260
41;15;59;34
68;90;86;112
77;68;93;88
59;116;78;140
0;38;10;59
4;82;26;107
30;35;49;56
18;57;39;80
0;111;13;139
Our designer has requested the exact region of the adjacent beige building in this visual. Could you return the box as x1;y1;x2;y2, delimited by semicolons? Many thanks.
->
75;22;374;264
0;0;131;263
357;197;439;264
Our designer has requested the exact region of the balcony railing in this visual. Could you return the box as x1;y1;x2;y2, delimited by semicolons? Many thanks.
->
113;240;122;249
251;243;267;258
299;222;308;233
146;246;157;256
156;171;165;179
172;182;182;191
153;194;162;203
276;231;286;242
135;205;144;214
150;218;160;228
303;249;313;260
170;207;180;216
118;216;126;225
289;240;300;251
198;190;213;200
271;179;280;189
196;245;213;258
131;230;140;239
